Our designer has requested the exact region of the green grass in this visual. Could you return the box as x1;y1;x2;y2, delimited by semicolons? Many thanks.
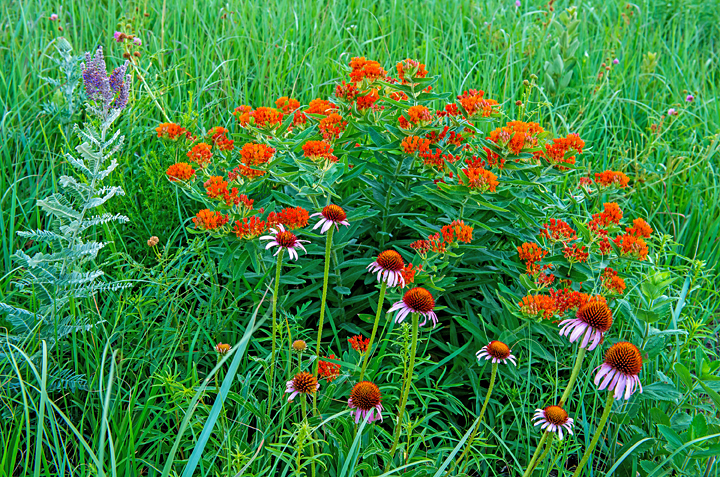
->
1;0;719;476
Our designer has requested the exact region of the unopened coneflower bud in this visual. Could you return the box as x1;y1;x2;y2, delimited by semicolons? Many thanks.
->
292;339;307;352
515;100;523;106
147;236;159;247
215;343;231;355
134;51;141;58
123;52;131;60
58;26;63;31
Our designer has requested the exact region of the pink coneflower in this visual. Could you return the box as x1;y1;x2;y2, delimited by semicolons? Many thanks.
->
348;381;383;423
286;372;319;401
594;341;643;400
532;405;574;440
49;13;58;21
558;299;613;350
259;224;309;261
214;342;231;354
388;287;438;327
311;204;349;233
367;250;406;287
476;340;517;365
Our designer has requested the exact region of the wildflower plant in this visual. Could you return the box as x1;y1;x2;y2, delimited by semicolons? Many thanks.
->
0;45;131;391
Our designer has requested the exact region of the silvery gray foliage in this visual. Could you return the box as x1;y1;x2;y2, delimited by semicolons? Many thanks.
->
0;45;132;392
39;37;83;126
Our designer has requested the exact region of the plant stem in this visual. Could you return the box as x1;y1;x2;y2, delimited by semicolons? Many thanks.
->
267;249;284;416
453;362;498;474
380;159;404;249
313;226;335;414
530;433;556;475
389;312;419;458
559;346;586;407
359;281;387;382
571;392;615;477
521;431;550;477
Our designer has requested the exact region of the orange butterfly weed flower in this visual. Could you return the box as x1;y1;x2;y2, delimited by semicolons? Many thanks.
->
595;170;630;188
400;263;422;288
166;162;195;182
187;143;213;167
399;105;433;128
319;113;347;141
275;96;301;114
626;218;653;238
317;355;341;382
193;209;229;230
540;219;577;243
349;57;387;84
267;206;310;230
563;244;589;263
348;335;370;354
208;126;234;151
461;166;498;192
335;81;360;102
356;89;380;110
590;202;623;231
306;98;338;116
442;220;474;244
396;58;428;83
401;136;431;154
390;91;409;102
458;89;498;118
234;106;284;129
410;239;431;256
550;288;591;314
156;122;192;140
543;133;585;169
519;294;556;319
613;234;649;261
601;268;626;295
488;121;544;156
228;164;267;182
302;140;337;162
233;216;267;239
240;143;276;166
204;176;229;200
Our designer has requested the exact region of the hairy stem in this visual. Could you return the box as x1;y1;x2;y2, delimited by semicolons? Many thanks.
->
560;346;586;407
359;281;387;382
313;226;335;414
267;249;284;416
572;392;615;477
521;431;550;477
390;312;419;458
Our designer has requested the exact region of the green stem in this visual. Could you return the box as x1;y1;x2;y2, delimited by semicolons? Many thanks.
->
313;226;335;414
531;433;556;475
571;392;615;477
359;281;387;382
380;159;404;249
453;362;498;474
389;312;419;458
521;431;550;477
559;346;586;407
266;249;284;416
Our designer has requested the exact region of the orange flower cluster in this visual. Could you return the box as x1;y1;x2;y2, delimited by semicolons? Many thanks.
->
595;170;630;188
550;288;591;315
335;81;360;102
401;136;431;154
441;220;473;244
396;59;428;83
400;263;421;287
302;140;337;163
228;164;266;182
589;202;623;232
543;134;585;169
426;126;466;147
306;98;338;116
348;335;370;354
518;294;556;319
488;121;544;156
458;89;497;118
563;244;589;263
317;355;341;382
166;162;195;182
240;143;276;166
204;176;244;207
207;126;234;151
267;206;309;230
613;234;649;261
275;97;300;114
187;143;213;167
349;57;386;84
156;122;192;140
460;166;498;192
193;209;229;230
356;89;380;110
234;105;284;129
390;91;409;102
233;216;267;239
399;105;433;128
540;219;577;243
601;268;626;295
626;218;652;238
319;113;347;141
410;239;431;255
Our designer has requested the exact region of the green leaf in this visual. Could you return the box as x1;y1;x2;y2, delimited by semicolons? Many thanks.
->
641;382;682;402
698;380;720;408
674;362;693;390
657;424;685;452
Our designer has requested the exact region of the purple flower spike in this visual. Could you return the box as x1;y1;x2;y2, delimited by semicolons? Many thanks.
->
81;46;131;112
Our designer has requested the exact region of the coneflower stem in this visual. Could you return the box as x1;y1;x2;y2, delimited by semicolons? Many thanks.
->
521;431;550;477
390;312;419;458
267;249;284;416
313;227;335;414
560;346;586;407
526;433;555;475
453;362;498;474
571;391;615;477
359;281;388;382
